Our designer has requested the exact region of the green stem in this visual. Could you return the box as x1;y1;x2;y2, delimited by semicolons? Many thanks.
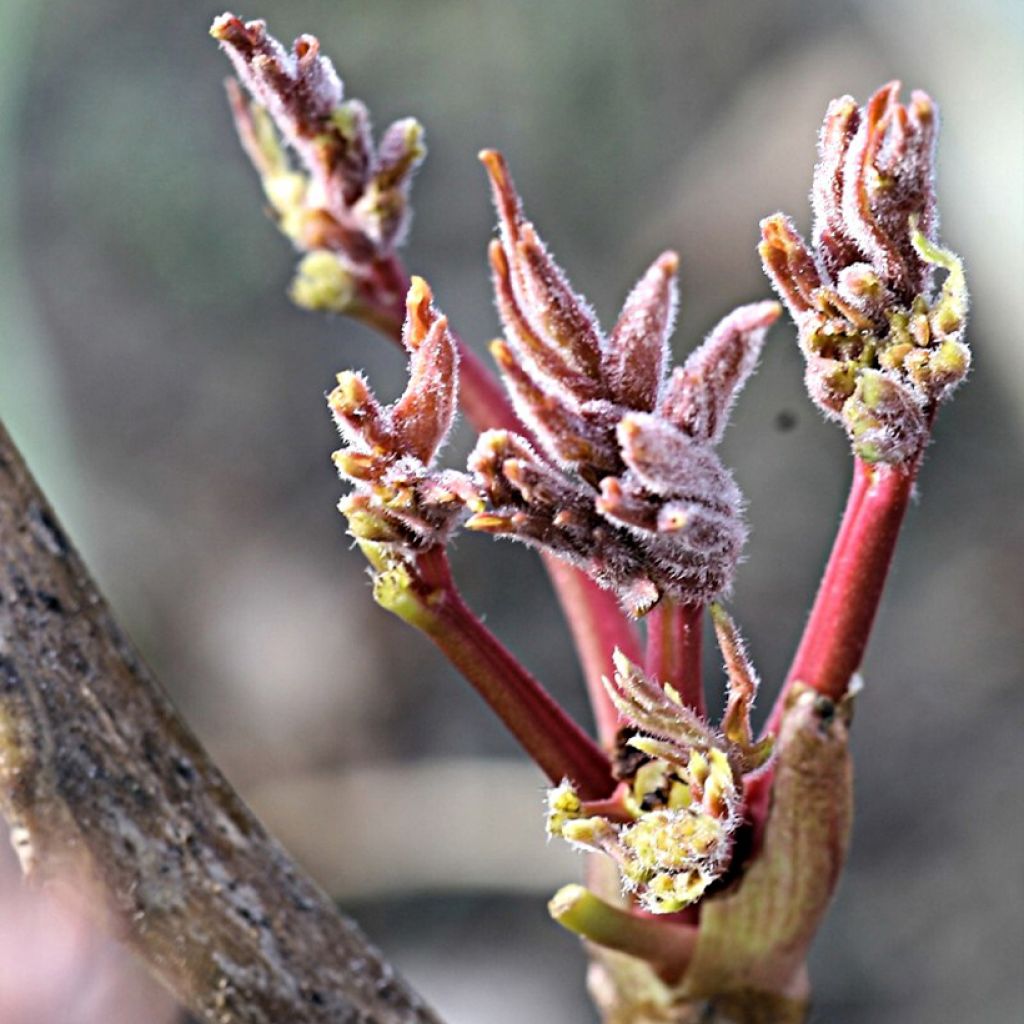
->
549;884;697;984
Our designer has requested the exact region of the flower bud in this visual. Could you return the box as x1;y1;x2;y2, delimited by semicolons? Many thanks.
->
328;279;469;550
761;85;968;465
465;153;778;612
547;613;772;914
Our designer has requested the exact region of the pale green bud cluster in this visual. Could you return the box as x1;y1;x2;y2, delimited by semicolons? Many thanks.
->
548;744;739;913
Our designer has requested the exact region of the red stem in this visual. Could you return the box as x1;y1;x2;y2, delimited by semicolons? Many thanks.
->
764;457;916;734
542;557;643;747
645;600;705;718
364;254;640;744
413;548;617;800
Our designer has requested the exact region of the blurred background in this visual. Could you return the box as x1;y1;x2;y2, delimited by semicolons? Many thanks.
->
1;1;1022;1021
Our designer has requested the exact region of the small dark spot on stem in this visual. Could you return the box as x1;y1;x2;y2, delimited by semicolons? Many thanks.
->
36;590;63;614
28;503;70;558
124;776;154;811
11;573;33;607
0;654;22;692
68;648;90;675
141;730;162;771
813;693;836;726
375;977;401;1002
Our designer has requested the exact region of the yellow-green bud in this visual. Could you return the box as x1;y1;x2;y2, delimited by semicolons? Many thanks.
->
290;251;357;313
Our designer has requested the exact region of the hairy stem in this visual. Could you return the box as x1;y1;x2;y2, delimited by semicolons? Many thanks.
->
644;600;704;717
380;546;617;799
361;256;641;747
765;457;916;734
0;419;442;1024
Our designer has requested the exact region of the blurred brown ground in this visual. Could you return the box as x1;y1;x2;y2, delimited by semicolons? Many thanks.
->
1;2;1022;1022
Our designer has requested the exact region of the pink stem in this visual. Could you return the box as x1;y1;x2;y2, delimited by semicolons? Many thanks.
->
412;548;617;800
764;457;916;734
645;600;705;718
365;254;640;745
542;557;643;747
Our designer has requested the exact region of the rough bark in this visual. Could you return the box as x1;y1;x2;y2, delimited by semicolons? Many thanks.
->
0;418;443;1024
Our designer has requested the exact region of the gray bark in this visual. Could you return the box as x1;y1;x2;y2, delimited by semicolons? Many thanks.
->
0;418;443;1024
